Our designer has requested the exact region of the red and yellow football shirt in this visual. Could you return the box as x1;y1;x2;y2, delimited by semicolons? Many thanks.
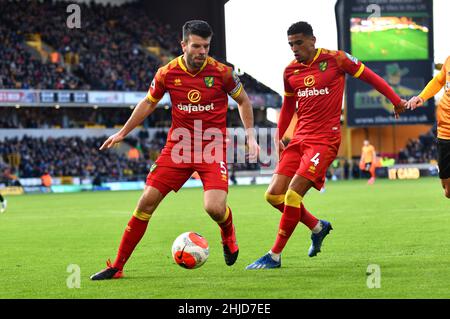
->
284;48;365;140
147;56;243;152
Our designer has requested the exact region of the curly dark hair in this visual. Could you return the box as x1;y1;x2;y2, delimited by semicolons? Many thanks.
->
287;21;314;36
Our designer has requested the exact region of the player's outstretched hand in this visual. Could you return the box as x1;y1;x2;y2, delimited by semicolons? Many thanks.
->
406;96;424;111
247;135;260;162
394;99;407;119
99;133;125;150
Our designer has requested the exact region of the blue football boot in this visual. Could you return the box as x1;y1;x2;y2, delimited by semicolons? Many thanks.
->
245;253;281;270
308;220;333;257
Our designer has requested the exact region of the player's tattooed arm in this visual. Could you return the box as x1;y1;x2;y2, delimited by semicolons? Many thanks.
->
233;88;260;161
100;98;158;150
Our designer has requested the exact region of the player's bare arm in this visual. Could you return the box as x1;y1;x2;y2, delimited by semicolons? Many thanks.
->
100;97;158;150
275;95;296;156
234;88;260;161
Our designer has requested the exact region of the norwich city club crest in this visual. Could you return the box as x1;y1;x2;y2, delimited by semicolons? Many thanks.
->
319;61;328;72
204;76;214;88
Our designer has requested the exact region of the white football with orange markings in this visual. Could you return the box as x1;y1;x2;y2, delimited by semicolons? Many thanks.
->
171;232;209;269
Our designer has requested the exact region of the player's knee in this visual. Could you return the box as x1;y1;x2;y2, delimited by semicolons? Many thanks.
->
204;203;226;221
136;198;159;216
138;200;156;211
265;192;285;206
137;188;163;213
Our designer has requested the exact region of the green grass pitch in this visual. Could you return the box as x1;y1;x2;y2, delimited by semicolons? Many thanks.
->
351;29;428;61
1;178;449;299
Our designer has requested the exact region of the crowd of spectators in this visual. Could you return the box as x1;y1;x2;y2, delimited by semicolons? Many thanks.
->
0;0;293;182
397;128;438;164
0;0;168;91
0;128;280;179
0;136;155;179
0;107;277;129
1;107;67;128
0;0;277;95
0;127;440;182
0;107;174;128
0;28;83;90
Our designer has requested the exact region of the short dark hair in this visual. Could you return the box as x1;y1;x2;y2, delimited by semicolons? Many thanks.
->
182;20;213;41
287;21;314;36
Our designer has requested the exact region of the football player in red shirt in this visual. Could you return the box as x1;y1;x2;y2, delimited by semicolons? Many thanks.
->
91;20;259;280
246;21;406;269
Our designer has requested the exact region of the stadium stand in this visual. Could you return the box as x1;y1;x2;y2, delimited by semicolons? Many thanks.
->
0;0;282;179
0;135;161;179
0;0;278;94
397;127;438;164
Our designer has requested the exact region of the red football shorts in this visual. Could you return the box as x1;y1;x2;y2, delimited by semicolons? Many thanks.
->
146;151;229;196
275;136;341;190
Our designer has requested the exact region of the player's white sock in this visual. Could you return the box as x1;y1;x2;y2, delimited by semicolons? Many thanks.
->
268;250;280;262
312;220;323;234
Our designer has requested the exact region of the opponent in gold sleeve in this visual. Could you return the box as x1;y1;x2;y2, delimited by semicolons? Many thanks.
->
407;56;450;199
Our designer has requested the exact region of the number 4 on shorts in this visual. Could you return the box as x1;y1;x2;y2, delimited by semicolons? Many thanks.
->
311;153;320;166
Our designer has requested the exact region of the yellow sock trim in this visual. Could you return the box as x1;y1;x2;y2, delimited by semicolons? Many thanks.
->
218;206;230;224
265;192;285;206
285;189;303;208
133;209;152;221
